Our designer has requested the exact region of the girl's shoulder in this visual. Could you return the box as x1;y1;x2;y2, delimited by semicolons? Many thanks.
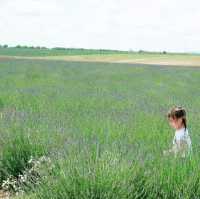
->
175;128;188;140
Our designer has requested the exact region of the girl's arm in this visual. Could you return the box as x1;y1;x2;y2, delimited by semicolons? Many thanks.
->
163;140;187;157
163;145;178;156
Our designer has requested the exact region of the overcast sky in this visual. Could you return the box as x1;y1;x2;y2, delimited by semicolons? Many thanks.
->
0;0;200;52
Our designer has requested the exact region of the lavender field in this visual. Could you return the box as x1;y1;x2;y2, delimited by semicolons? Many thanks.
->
0;57;200;199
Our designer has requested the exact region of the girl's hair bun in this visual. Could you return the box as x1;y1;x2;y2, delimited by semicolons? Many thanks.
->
167;106;186;119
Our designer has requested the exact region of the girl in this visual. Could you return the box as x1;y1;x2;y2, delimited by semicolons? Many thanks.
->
163;106;192;158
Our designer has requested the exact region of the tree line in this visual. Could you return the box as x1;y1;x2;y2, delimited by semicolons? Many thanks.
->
0;44;168;54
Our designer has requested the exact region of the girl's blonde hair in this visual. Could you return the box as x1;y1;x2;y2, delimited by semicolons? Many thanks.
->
167;106;187;129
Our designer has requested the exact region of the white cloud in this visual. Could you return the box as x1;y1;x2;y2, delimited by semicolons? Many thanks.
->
0;0;199;52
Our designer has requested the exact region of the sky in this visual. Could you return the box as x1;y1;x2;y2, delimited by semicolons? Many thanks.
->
0;0;200;52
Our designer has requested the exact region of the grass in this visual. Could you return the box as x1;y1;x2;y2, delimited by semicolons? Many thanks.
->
0;47;128;57
0;57;200;198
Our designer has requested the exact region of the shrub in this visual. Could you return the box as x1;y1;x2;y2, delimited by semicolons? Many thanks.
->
0;129;46;184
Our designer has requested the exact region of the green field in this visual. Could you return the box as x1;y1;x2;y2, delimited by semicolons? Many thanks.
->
0;47;129;57
0;54;200;198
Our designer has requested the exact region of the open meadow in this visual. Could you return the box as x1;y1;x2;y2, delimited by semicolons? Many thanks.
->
0;49;200;198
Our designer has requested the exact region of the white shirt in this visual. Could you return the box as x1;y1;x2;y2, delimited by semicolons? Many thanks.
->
172;127;192;156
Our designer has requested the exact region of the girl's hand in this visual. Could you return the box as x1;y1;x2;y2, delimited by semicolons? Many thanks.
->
163;150;169;156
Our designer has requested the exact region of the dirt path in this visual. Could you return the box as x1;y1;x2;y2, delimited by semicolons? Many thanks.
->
0;56;16;61
0;55;200;67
